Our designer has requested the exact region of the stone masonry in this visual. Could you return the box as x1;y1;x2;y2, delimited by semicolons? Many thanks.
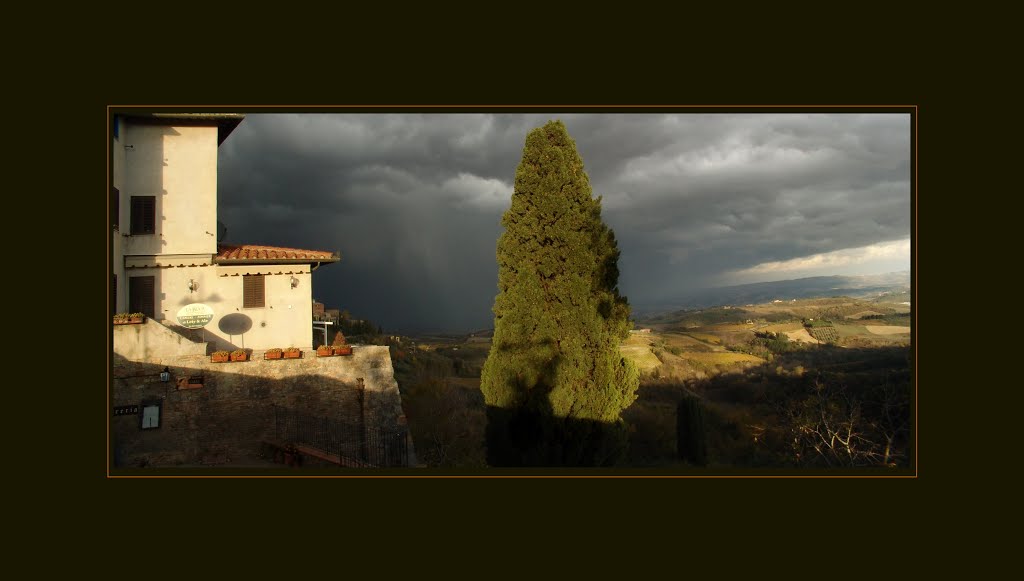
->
111;344;414;468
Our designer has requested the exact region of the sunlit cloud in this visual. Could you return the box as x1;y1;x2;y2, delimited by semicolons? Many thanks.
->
723;238;910;283
442;172;512;210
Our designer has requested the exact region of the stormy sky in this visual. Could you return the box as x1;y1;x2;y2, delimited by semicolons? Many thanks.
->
217;113;911;333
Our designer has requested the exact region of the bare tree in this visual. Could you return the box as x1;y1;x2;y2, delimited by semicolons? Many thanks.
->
780;379;908;468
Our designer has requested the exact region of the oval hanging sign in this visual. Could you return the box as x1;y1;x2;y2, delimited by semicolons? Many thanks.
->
176;303;214;329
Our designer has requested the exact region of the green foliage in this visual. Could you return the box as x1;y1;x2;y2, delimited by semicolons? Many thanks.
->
401;377;487;468
481;120;639;466
744;331;797;357
676;395;708;466
859;312;911;325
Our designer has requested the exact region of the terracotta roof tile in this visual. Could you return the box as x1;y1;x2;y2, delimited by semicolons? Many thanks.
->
214;244;340;264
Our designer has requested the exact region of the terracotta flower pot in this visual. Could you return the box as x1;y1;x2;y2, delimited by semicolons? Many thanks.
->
317;347;333;357
334;346;353;356
211;352;230;363
283;349;301;359
230;351;248;362
265;350;283;360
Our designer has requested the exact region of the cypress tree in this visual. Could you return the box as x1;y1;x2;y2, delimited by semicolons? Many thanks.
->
677;395;708;466
481;120;639;466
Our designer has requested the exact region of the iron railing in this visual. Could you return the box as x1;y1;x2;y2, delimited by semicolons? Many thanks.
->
273;406;409;467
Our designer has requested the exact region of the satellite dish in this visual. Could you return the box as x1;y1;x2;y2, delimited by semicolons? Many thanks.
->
217;221;227;243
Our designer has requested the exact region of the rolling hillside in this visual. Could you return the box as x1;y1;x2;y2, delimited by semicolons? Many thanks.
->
634;271;910;316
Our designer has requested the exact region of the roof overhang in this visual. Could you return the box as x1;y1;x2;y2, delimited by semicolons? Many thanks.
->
117;113;245;145
213;255;341;266
125;254;215;269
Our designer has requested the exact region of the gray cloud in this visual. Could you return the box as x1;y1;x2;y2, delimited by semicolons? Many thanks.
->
216;113;910;332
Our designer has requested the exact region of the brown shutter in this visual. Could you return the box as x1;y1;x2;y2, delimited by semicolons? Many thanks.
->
243;275;265;308
131;196;155;235
129;276;155;318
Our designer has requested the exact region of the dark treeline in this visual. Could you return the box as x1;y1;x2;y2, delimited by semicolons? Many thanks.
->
626;344;911;468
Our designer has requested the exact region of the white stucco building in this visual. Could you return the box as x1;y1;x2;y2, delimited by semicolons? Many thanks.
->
110;113;339;352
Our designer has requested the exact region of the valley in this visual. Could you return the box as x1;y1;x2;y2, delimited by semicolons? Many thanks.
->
388;292;912;470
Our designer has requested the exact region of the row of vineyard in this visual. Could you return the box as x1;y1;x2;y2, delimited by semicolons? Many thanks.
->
808;324;839;343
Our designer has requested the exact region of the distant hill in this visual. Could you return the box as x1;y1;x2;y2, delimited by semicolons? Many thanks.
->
634;271;910;316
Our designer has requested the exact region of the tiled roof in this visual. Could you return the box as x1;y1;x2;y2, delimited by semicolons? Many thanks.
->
214;244;340;264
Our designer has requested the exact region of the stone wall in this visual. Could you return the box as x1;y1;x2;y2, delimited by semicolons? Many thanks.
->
113;318;209;362
111;346;414;468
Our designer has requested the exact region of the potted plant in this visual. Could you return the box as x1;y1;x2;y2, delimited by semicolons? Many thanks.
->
128;312;145;324
316;345;333;357
332;332;353;356
283;347;301;359
211;350;230;363
265;347;283;360
230;349;248;362
113;313;129;325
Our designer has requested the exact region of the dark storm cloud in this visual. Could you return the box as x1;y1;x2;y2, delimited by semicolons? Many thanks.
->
216;113;910;331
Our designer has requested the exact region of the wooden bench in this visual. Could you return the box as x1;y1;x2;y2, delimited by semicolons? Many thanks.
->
262;440;375;468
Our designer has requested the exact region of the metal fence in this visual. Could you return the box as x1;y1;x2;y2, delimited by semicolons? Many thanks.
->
272;406;409;468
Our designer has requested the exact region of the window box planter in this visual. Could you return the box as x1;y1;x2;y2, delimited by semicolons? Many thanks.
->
230;349;248;362
177;376;204;390
211;351;230;363
283;348;301;359
316;346;333;357
265;348;283;360
113;313;146;325
333;345;353;356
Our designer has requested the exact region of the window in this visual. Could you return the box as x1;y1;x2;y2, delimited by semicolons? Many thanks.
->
111;187;119;230
140;399;161;430
130;196;155;235
243;275;265;308
113;115;119;139
129;275;155;318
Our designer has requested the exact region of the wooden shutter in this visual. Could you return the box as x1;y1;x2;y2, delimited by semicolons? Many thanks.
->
129;276;155;318
130;196;155;235
243;275;265;308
